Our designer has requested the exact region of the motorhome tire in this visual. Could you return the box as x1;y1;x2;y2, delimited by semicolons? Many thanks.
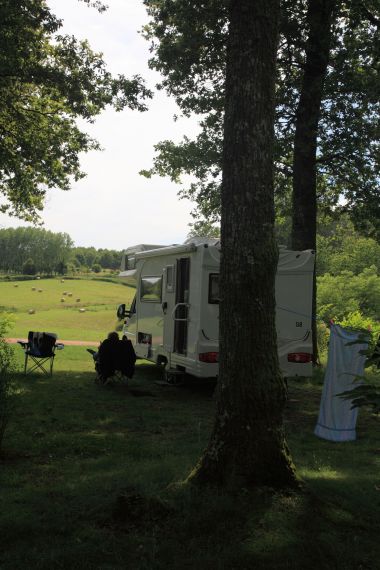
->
164;367;184;386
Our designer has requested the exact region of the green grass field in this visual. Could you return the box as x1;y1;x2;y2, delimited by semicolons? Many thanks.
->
0;278;135;341
1;279;380;568
1;359;379;569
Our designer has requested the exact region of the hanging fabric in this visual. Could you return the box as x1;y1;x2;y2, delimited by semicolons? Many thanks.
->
314;324;368;442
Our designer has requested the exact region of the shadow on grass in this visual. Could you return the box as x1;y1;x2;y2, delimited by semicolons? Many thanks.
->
0;369;379;569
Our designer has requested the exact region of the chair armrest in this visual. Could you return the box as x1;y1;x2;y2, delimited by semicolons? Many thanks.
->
17;341;29;348
55;343;64;350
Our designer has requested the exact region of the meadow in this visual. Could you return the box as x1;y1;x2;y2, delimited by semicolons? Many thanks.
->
0;277;135;341
1;279;380;569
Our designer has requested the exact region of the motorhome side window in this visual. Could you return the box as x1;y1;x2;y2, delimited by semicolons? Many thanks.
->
140;276;162;302
165;265;174;292
209;273;220;304
126;255;136;270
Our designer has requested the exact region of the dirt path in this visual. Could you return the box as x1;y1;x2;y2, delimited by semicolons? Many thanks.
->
6;338;99;347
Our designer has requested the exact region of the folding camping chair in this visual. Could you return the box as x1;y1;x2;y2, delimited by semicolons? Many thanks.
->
17;332;64;376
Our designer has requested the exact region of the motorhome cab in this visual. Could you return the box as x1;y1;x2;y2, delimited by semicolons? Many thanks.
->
118;238;315;382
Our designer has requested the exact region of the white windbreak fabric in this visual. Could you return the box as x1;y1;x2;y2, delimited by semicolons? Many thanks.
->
314;324;368;442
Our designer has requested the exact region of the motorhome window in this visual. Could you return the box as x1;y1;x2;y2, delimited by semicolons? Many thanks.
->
140;276;162;302
126;255;136;270
165;265;174;292
209;273;220;304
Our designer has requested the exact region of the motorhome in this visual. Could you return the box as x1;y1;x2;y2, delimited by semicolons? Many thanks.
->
117;238;315;382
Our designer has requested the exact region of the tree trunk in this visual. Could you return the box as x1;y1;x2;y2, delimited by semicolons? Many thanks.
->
291;0;336;363
189;0;298;489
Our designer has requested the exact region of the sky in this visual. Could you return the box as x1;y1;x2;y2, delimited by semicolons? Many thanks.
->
0;0;199;249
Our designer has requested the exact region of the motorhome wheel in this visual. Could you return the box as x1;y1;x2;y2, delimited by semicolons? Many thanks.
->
164;366;184;386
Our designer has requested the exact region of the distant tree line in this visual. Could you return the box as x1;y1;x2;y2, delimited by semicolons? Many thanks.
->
0;227;122;275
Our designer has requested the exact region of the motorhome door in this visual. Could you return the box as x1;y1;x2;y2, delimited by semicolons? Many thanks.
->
162;264;176;353
174;258;190;354
162;257;190;355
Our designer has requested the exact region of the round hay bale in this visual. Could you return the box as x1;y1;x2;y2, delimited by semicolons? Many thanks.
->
61;279;65;283
61;298;65;302
79;308;86;313
31;287;36;291
36;276;40;280
63;291;67;295
28;309;35;315
38;289;43;292
76;298;81;302
68;292;72;297
14;284;18;287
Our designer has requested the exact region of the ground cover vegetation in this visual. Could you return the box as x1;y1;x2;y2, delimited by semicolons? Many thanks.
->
0;359;379;569
0;278;135;341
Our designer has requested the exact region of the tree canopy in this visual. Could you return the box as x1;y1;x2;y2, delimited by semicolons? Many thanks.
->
0;0;151;222
141;0;379;239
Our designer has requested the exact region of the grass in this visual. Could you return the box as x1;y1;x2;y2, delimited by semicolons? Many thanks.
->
0;278;135;341
1;352;379;569
1;281;379;568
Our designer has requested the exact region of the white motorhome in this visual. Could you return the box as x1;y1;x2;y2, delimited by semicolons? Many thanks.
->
118;238;315;382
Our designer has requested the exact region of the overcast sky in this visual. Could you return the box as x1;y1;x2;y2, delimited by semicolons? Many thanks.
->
0;0;199;249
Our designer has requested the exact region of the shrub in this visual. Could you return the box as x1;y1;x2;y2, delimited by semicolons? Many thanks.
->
0;314;16;455
22;258;36;275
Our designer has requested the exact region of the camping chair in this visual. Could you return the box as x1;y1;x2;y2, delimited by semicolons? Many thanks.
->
17;332;64;376
86;338;136;384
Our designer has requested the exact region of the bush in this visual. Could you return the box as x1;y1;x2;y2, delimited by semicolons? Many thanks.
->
22;258;36;275
0;314;16;455
92;263;102;274
317;267;380;322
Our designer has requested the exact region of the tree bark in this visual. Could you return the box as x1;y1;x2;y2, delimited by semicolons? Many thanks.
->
291;0;336;362
189;0;298;488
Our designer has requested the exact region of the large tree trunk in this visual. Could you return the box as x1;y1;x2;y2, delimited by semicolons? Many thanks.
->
189;0;298;488
291;0;336;363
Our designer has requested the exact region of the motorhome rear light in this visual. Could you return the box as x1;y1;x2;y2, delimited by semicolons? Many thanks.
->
287;352;313;363
199;352;219;363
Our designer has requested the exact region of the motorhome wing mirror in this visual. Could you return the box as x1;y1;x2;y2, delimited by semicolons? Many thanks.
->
117;304;126;320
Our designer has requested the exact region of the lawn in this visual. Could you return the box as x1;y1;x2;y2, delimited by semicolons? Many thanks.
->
1;351;379;569
0;278;135;341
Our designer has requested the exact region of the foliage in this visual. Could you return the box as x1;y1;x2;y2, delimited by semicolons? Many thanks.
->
0;227;73;274
22;258;37;276
317;267;380;322
337;321;380;413
317;216;380;276
141;1;379;233
0;313;15;453
0;227;123;274
0;0;152;222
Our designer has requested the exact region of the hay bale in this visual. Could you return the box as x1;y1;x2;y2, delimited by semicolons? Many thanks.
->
61;279;65;283
38;289;43;292
68;292;72;297
79;308;86;313
14;284;18;287
76;298;81;302
28;309;35;315
61;298;65;302
63;291;67;295
31;287;36;291
36;276;40;280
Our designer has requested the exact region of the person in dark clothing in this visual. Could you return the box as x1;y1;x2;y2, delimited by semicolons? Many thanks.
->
92;332;136;383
